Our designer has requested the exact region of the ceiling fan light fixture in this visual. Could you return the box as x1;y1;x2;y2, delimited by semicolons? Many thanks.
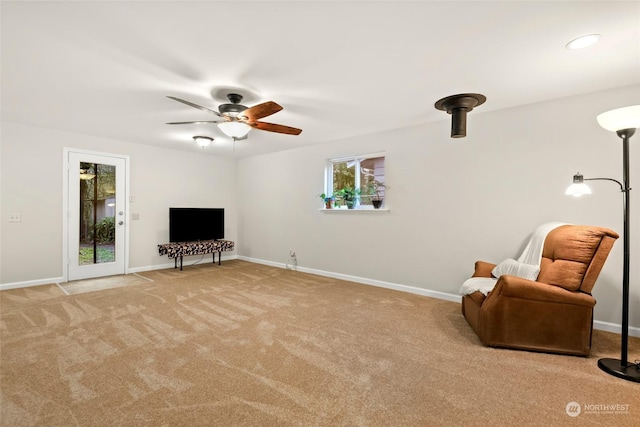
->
218;121;251;138
193;135;213;147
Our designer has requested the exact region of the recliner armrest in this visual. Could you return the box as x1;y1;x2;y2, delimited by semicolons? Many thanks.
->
473;261;496;278
491;275;595;307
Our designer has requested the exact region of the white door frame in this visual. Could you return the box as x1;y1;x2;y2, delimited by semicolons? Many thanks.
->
62;148;130;282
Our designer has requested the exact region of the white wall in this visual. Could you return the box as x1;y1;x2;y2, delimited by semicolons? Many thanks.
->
0;122;237;284
1;85;638;332
237;85;640;331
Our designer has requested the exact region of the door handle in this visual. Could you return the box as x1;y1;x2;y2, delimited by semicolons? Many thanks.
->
119;221;124;226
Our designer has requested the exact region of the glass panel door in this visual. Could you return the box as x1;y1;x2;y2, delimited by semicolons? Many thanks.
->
68;151;126;281
79;162;116;265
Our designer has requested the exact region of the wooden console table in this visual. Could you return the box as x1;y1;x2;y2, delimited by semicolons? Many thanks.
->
158;240;235;270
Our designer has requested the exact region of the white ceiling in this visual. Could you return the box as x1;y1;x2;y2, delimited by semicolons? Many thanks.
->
2;1;639;158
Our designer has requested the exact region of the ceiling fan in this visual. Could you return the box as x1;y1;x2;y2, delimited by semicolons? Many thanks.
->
166;93;302;139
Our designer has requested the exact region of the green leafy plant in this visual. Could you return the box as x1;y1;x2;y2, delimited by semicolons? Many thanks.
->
319;193;334;209
79;247;115;264
94;216;115;243
365;180;385;200
361;180;386;208
335;186;361;209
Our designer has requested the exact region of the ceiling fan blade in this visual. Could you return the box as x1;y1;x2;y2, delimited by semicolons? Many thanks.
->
166;120;223;125
167;96;223;117
240;101;283;121
249;121;302;135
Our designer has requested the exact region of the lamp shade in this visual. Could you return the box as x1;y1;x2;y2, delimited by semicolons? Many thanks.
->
218;121;251;138
596;105;640;132
565;173;592;197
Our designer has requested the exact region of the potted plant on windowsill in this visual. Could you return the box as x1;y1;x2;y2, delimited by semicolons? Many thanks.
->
319;193;334;209
364;180;386;209
336;187;360;209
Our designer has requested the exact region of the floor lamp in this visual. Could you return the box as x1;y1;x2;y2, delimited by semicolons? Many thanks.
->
566;105;640;383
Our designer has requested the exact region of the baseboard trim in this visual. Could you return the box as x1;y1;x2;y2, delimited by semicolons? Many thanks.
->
594;319;640;337
237;256;640;338
237;256;462;303
3;256;639;338
0;276;64;291
0;255;240;289
127;262;177;273
127;254;238;274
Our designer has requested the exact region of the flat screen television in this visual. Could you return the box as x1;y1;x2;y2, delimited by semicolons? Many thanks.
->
169;208;224;242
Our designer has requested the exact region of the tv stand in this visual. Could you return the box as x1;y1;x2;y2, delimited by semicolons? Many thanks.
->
158;239;235;271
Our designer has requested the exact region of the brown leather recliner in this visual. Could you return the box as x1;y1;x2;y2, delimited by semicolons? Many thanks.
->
461;225;619;356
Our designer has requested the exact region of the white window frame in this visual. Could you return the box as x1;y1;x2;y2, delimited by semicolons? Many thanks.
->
326;151;385;210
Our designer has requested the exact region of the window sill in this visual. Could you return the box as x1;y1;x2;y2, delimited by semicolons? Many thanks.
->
318;208;390;213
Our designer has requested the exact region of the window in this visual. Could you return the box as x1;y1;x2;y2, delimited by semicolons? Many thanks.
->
326;153;385;209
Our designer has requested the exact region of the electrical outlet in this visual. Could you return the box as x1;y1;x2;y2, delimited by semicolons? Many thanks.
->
9;213;21;222
290;250;296;258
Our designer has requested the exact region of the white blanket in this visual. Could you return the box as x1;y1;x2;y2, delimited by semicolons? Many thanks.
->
460;222;568;296
460;277;498;296
516;221;568;265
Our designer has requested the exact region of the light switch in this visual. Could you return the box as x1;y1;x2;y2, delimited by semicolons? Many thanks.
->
9;213;21;222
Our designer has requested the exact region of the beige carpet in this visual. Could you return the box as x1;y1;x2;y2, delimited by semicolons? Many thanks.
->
58;273;153;295
1;260;639;426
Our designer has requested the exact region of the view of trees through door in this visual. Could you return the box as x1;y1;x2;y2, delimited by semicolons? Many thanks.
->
79;162;116;265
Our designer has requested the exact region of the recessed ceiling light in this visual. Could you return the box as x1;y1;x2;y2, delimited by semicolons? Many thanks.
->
566;34;601;50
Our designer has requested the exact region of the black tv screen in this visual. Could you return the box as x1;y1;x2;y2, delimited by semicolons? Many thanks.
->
169;208;224;242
